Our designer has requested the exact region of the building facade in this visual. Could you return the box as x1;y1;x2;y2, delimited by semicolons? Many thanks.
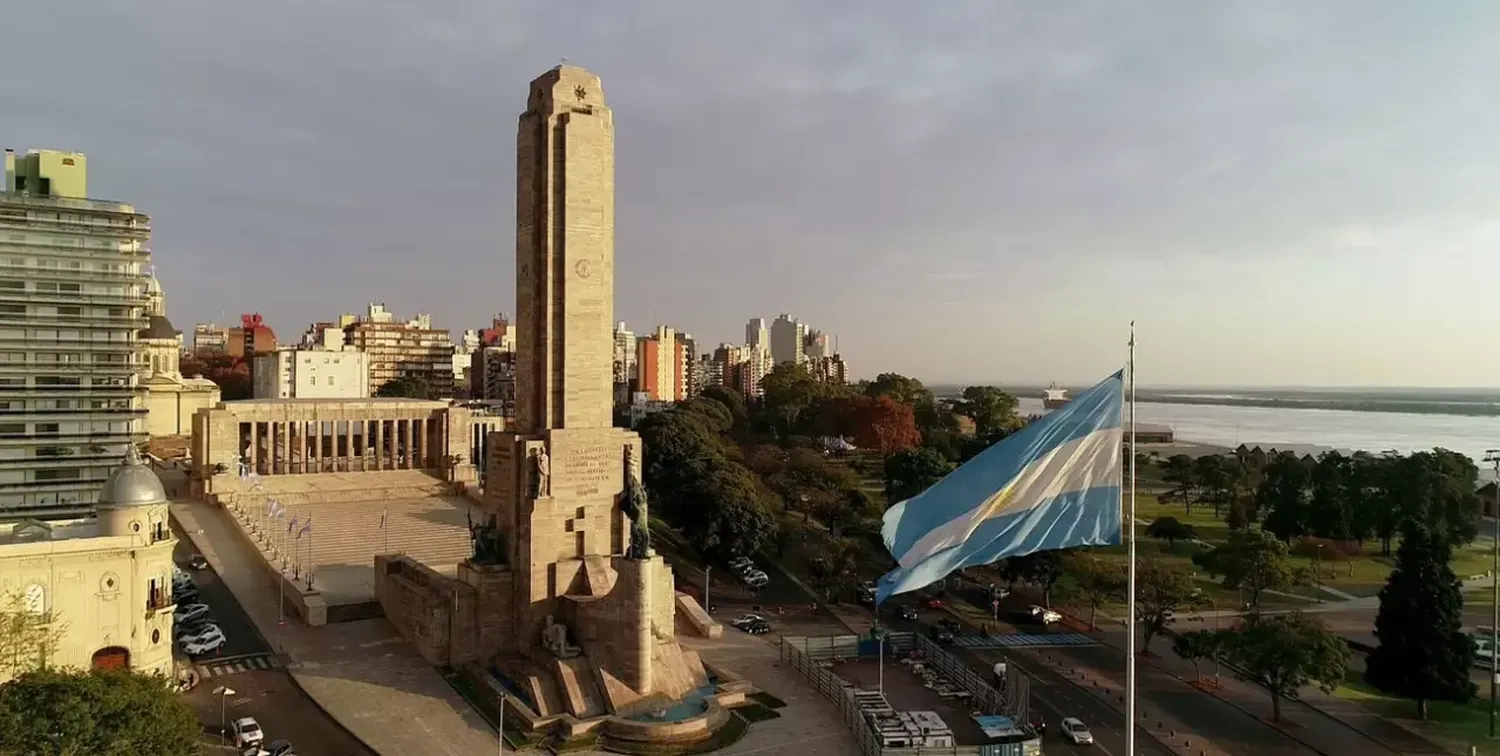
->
140;275;219;437
635;325;684;402
226;314;277;359
191;322;229;352
343;303;455;398
745;318;768;351
469;346;516;416
0;148;151;518
612;321;636;402
770;313;807;366
0;449;176;681
252;348;371;399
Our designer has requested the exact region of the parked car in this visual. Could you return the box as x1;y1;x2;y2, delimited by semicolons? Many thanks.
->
1029;714;1046;736
175;604;212;625
180;625;225;649
175;620;218;639
187;554;211;571
728;556;754;571
928;625;954;644
1026;605;1062;624
242;739;295;756
183;634;227;656
174;585;199;603
896;604;918;621
740;571;769;588
232;717;264;748
923;595;943;609
1060;717;1094;745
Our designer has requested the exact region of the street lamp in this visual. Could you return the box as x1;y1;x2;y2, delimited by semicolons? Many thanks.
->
213;685;236;747
1314;544;1324;604
703;566;712;614
1484;449;1500;740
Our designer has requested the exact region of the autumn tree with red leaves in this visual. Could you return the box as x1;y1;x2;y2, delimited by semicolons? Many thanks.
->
851;396;921;456
179;350;252;400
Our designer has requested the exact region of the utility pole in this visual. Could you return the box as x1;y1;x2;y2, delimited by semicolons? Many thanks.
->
703;566;711;613
1486;450;1500;740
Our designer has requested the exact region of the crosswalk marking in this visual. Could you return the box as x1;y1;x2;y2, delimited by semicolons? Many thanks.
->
949;632;1099;649
196;653;282;679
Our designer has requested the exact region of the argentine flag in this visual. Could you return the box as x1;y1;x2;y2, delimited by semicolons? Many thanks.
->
876;371;1125;604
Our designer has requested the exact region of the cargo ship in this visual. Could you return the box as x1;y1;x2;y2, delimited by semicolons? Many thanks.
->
1043;383;1070;410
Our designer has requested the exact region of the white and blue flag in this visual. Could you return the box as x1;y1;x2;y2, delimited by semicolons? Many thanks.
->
876;370;1125;604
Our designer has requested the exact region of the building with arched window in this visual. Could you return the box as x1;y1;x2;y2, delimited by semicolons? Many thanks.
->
0;446;176;680
140;272;220;437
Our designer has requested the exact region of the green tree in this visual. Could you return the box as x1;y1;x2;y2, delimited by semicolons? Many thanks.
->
997;549;1072;607
1191;529;1300;609
670;461;777;558
0;668;201;755
1308;452;1358;541
863;373;933;407
1193;455;1233;517
636;409;728;499
1160;454;1200;514
1173;629;1224;684
883;447;953;504
952;386;1019;437
1218;612;1349;722
759;363;829;436
1134;557;1203;655
376;375;435;399
1143;516;1196;551
679;397;733;434
1351;452;1403;554
1062;552;1126;631
1258;452;1313;541
0;591;63;678
699;385;748;429
1390;450;1482;550
807;537;863;602
1365;523;1476;720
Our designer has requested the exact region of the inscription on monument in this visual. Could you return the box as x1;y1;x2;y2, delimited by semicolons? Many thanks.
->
559;446;618;498
490;440;515;515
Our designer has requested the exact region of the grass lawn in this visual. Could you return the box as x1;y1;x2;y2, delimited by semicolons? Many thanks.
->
1335;671;1500;755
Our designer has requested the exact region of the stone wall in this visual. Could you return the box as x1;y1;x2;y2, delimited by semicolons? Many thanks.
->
374;555;469;666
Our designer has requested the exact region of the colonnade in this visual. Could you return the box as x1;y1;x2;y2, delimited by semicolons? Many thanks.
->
241;416;442;476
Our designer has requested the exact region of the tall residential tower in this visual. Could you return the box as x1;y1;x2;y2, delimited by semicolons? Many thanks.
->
0;149;151;518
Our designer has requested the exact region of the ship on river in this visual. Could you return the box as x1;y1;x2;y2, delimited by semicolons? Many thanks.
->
1043;383;1070;410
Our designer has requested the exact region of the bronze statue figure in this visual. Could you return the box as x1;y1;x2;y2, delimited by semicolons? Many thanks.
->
467;509;507;566
621;446;650;559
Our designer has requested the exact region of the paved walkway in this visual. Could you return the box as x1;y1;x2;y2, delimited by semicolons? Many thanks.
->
172;498;501;756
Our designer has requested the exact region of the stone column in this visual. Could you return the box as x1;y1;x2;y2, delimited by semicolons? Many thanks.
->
340;421;351;472
269;421;280;475
313;421;323;473
416;418;427;469
404;419;416;469
249;421;261;475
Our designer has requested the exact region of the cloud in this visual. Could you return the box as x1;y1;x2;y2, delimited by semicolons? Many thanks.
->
3;1;1500;386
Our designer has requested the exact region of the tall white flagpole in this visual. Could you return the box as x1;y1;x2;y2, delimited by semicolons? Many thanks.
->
1126;321;1138;755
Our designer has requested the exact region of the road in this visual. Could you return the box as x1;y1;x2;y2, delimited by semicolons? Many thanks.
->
173;527;373;755
934;585;1318;756
882;606;1171;756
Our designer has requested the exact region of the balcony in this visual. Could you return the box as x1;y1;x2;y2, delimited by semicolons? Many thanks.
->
146;588;174;613
0;313;146;328
0;290;144;307
0;265;150;283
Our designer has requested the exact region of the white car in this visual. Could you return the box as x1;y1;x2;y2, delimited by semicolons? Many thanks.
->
232;717;264;748
728;556;754;570
1028;605;1063;624
1061;717;1094;745
182;629;227;656
179;624;224;646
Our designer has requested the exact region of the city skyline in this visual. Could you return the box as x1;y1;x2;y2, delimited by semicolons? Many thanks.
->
6;3;1500;387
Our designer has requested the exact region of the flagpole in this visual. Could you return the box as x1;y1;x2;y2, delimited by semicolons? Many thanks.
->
1126;321;1138;756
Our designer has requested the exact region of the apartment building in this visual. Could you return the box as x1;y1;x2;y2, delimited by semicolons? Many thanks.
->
343;303;455;397
252;348;370;399
0;148;151;518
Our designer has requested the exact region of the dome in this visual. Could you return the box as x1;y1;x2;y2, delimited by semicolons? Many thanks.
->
138;314;178;341
97;446;167;507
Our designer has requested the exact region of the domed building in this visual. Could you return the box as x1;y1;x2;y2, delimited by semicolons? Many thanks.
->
139;272;220;438
0;447;177;680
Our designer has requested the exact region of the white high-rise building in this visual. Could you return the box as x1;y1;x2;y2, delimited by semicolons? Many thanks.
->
0;149;152;518
745;318;768;350
770;313;807;366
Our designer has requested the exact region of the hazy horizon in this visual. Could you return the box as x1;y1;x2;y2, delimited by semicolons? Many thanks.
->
5;2;1499;387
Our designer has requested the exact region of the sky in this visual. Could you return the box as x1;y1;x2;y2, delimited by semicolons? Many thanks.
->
5;2;1500;388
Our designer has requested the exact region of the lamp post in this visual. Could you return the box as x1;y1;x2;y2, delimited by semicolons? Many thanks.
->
498;690;506;755
1314;544;1324;604
703;566;712;614
214;685;236;747
1485;449;1500;740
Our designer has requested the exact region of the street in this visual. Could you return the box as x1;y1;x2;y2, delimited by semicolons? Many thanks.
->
174;527;373;755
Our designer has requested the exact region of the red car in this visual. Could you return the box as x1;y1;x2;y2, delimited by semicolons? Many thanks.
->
924;596;943;609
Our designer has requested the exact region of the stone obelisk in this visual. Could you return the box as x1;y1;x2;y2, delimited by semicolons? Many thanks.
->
478;66;705;715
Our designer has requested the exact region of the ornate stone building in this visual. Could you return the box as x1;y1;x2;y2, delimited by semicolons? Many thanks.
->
139;273;219;437
0;448;176;680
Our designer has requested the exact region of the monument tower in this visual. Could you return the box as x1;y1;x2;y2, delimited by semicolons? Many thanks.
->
470;65;711;718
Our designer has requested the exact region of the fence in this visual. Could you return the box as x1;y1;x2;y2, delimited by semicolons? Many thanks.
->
781;634;1041;756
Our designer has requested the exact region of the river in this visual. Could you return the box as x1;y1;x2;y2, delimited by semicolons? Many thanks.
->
1015;397;1500;464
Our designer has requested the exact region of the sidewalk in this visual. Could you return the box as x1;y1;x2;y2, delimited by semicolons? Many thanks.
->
171;498;502;756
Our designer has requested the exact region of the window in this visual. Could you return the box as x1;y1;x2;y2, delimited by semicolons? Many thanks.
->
34;423;59;436
33;469;81;481
0;424;24;436
328;376;334;386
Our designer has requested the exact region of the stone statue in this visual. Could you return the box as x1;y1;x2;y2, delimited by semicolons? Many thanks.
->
621;446;651;559
531;448;551;498
466;510;507;566
541;614;580;658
